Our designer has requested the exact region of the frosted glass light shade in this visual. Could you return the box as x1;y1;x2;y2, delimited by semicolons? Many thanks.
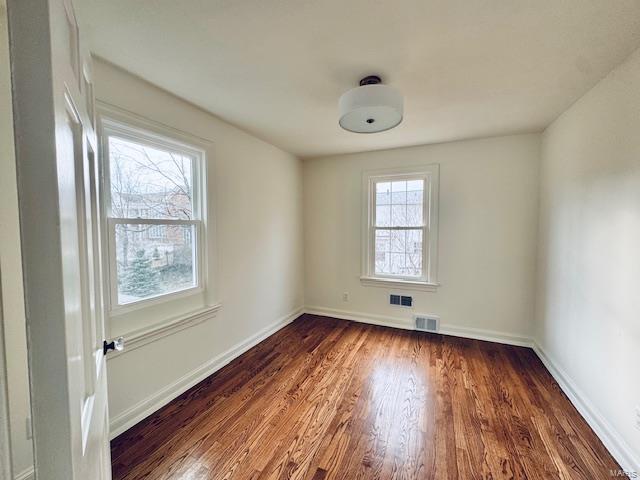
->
339;84;403;133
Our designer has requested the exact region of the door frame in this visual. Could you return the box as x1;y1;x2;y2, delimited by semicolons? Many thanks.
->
0;1;17;476
8;0;76;475
0;269;13;480
7;0;111;477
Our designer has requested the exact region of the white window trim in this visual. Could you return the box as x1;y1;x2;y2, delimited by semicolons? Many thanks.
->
98;107;209;315
361;165;440;290
104;303;222;358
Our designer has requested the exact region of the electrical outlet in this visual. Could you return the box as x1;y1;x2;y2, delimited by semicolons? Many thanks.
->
342;292;349;302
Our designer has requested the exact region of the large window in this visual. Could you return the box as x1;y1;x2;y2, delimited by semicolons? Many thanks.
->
102;119;205;309
362;165;439;288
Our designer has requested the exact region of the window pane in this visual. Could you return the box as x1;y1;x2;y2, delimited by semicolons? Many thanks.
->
391;180;407;192
391;180;407;205
407;189;423;204
376;181;391;205
390;230;405;253
375;182;391;227
390;253;405;274
109;136;194;220
406;252;423;275
376;182;391;194
391;204;407;225
115;223;196;305
374;228;423;278
375;204;391;227
406;229;423;277
374;230;390;274
375;177;425;227
406;229;423;254
406;204;423;227
375;229;391;275
376;191;390;205
375;229;390;252
406;179;424;193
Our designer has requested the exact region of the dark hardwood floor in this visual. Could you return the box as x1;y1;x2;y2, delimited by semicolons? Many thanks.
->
111;314;620;480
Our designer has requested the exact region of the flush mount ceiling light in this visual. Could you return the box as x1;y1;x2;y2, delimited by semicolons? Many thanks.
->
338;75;403;134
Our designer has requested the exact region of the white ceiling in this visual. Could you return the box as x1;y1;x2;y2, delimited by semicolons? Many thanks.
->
76;0;640;158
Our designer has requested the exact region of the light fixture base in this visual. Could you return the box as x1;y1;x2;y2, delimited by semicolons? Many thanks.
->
359;75;382;86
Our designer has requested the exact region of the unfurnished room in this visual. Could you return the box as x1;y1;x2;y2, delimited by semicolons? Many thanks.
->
0;1;639;479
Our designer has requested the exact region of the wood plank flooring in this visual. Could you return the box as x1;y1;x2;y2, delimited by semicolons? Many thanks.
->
111;314;620;480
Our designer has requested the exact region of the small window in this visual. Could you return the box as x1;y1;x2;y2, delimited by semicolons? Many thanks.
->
147;225;167;240
362;166;439;287
102;121;205;309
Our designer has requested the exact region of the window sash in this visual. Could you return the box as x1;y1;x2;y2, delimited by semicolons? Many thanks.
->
103;124;203;222
106;219;203;309
101;120;206;312
372;226;425;230
372;226;426;280
373;178;426;229
367;173;431;282
108;218;198;226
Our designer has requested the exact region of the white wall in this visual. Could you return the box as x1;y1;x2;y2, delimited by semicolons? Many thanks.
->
536;47;640;471
304;134;540;343
0;1;34;478
92;59;304;431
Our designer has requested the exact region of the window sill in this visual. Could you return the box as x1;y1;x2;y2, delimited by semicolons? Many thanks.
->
109;286;204;317
106;303;221;359
359;276;440;292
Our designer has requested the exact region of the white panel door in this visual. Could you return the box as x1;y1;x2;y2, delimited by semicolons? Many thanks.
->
7;0;112;477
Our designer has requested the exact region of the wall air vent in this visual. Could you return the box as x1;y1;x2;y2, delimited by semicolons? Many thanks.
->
390;294;412;307
414;314;440;332
400;295;412;307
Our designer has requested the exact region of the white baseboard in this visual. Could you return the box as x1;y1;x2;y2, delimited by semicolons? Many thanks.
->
14;466;34;480
304;306;532;347
109;306;304;439
306;306;414;331
533;342;639;476
439;323;532;348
